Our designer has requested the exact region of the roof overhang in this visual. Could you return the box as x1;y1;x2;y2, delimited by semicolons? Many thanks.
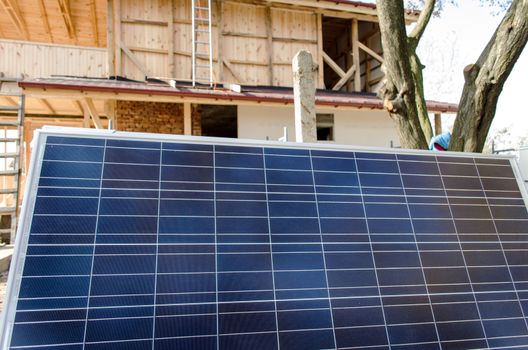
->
19;78;457;114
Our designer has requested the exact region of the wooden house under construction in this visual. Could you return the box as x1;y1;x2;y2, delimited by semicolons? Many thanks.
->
0;0;457;242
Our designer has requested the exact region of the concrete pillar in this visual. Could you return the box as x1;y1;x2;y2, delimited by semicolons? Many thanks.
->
292;50;317;143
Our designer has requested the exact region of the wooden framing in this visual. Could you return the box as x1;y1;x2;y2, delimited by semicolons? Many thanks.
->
0;0;29;40
37;0;52;42
89;0;99;46
57;0;77;42
81;97;103;129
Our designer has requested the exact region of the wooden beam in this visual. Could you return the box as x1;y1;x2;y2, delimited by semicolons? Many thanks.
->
57;0;76;42
265;6;273;85
222;59;242;83
89;0;99;46
167;0;174;77
104;100;116;129
217;0;224;82
322;51;346;78
351;19;361;91
72;100;84;114
38;0;52;42
82;102;90;128
115;0;121;75
316;13;324;89
81;97;102;129
357;41;384;63
434;113;442;135
0;0;29;40
332;65;356;91
38;98;56;114
120;40;150;77
106;0;115;76
183;103;191;135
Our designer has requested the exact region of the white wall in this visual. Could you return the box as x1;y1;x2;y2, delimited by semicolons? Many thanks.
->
237;105;400;148
519;147;528;185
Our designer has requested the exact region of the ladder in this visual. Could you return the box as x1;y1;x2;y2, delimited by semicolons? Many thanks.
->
0;94;24;244
191;0;213;87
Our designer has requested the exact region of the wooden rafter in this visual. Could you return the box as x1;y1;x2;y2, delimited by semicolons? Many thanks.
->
222;59;242;83
89;0;99;46
38;0;52;42
38;98;56;114
357;41;384;64
333;65;356;91
0;0;29;40
80;97;102;129
57;0;76;41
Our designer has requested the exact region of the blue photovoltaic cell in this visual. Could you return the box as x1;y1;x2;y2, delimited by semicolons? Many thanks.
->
2;131;528;350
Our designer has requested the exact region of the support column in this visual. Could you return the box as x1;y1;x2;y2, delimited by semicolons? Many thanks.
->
184;103;192;135
434;113;442;135
292;50;317;143
351;19;361;92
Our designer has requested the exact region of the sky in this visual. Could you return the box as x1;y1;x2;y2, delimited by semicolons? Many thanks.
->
415;0;528;147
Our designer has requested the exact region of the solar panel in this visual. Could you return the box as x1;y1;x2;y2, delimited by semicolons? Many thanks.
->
2;127;528;350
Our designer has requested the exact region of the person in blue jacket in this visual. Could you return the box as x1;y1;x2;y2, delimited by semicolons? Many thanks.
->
429;132;451;151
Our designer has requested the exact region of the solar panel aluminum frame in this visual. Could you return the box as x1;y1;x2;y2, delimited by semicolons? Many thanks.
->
1;126;527;349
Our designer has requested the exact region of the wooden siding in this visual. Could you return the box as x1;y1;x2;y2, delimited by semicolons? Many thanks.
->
0;39;107;78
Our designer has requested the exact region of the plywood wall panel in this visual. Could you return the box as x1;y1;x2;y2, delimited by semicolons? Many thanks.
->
0;40;107;78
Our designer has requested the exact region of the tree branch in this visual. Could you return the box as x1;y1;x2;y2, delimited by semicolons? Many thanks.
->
408;0;436;48
376;0;428;149
450;0;528;152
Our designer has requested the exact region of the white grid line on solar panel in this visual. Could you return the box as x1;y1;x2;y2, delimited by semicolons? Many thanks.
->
13;298;521;315
211;145;221;350
472;158;528;335
46;141;515;166
351;152;393;348
34;179;524;195
434;155;492;347
80;139;106;348
38;158;519;180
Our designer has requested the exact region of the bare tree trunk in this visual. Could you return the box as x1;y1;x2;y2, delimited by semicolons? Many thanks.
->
376;0;435;149
450;0;528;153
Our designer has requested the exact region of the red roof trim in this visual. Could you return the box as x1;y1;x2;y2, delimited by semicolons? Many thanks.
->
19;79;457;113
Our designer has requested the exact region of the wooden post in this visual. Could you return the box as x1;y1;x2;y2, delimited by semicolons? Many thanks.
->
351;19;361;91
106;0;115;76
167;0;175;77
316;14;324;89
292;50;317;143
115;0;121;76
434;113;442;135
184;103;192;135
265;6;274;86
217;1;224;82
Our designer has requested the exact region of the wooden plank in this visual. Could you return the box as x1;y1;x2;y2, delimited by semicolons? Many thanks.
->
434;113;442;135
81;97;102;129
167;0;175;77
316;13;324;89
104;100;116;129
222;31;268;40
322;51;345;78
265;6;273;85
107;0;115;76
332;65;355;91
222;59;242;83
183;102;191;135
89;0;99;46
82;102;90;128
38;0;52;42
57;0;77;41
357;41;383;63
38;98;56;114
120;41;150;77
0;0;29;40
121;19;168;26
272;37;317;44
73;100;84;115
217;0;224;81
351;19;361;91
115;0;121;75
